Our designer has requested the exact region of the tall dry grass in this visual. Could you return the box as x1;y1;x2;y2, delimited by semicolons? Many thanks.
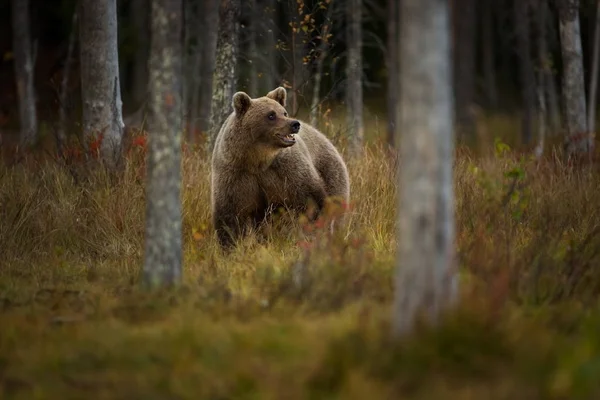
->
1;114;600;399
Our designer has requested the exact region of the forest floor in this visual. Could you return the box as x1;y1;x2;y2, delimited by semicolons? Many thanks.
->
1;113;600;399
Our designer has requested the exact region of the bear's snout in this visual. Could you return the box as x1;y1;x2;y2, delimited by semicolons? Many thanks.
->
291;121;301;133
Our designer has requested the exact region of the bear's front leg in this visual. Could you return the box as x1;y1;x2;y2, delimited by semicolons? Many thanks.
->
304;182;328;222
212;177;263;250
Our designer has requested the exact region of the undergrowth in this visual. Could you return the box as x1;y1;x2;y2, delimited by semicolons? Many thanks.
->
1;114;600;399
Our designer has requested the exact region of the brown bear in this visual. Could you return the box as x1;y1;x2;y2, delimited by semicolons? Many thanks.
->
210;87;350;249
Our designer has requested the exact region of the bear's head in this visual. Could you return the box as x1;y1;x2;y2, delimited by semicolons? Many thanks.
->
231;87;301;149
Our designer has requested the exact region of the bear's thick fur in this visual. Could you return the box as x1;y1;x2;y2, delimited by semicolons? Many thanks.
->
211;87;350;248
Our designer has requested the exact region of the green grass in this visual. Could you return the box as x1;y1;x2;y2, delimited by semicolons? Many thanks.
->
1;112;600;399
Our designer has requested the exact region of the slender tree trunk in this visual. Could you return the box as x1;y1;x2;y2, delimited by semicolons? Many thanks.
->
545;3;562;135
183;0;202;136
262;0;278;90
558;0;592;158
143;0;183;288
58;9;78;154
248;0;259;97
198;0;220;135
131;0;149;110
515;0;535;145
535;0;548;158
309;0;335;127
208;0;240;153
587;0;600;134
346;0;364;155
482;0;498;109
452;0;476;140
11;0;38;148
79;0;125;169
386;0;399;148
393;0;458;337
186;0;203;142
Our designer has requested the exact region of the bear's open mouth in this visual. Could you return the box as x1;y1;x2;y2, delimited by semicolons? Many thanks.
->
278;133;296;146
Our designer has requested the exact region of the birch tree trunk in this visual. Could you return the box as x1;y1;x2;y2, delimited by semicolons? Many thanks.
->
557;0;592;158
587;0;600;134
143;0;183;288
11;0;38;148
386;0;399;148
515;0;535;145
207;0;240;153
79;0;125;169
198;0;220;135
346;0;364;155
309;0;335;127
393;0;458;338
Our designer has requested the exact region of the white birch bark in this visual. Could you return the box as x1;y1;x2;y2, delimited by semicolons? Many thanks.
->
79;0;125;169
143;0;184;288
346;0;364;155
393;0;458;338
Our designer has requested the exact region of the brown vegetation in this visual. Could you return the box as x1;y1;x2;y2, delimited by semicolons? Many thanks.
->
1;114;600;398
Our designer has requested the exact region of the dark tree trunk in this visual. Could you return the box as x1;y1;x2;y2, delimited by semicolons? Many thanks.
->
261;0;278;91
143;0;184;288
515;0;536;145
452;0;477;140
346;0;364;155
587;0;600;134
58;9;78;154
394;0;458;338
558;0;592;158
309;0;335;127
535;0;548;157
11;0;38;148
185;0;203;142
248;0;259;97
482;0;498;109
386;0;399;149
130;0;150;110
207;0;240;153
79;0;124;169
198;0;220;135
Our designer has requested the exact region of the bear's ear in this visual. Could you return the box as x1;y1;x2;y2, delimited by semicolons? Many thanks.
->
232;92;252;115
266;87;287;107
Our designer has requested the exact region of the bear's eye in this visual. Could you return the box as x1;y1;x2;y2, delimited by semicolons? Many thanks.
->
284;112;288;117
268;112;276;121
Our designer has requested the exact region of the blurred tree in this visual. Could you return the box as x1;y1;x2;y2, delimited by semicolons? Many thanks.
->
558;0;593;160
452;0;476;141
309;0;336;127
385;0;399;149
393;0;458;337
143;0;183;288
11;0;38;148
482;0;498;109
208;0;240;153
515;0;535;145
197;0;220;137
130;0;149;111
79;0;124;169
346;0;364;155
587;0;600;135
